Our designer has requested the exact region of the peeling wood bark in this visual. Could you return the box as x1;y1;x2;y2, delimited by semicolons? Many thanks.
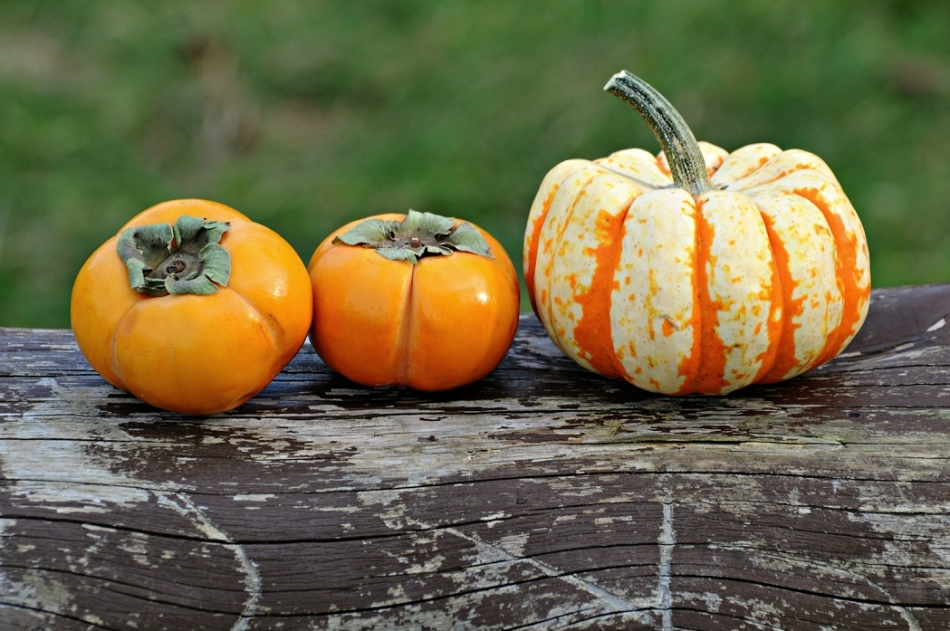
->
2;285;950;630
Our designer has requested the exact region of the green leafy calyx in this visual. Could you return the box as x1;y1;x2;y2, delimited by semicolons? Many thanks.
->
117;215;231;296
333;209;492;264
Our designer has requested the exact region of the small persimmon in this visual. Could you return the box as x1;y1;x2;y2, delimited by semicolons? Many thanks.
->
71;199;312;415
308;210;520;391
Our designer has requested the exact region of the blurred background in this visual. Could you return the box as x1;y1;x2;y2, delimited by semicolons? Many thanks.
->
1;1;949;328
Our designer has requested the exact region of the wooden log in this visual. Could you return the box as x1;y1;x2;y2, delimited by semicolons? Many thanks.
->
2;284;950;630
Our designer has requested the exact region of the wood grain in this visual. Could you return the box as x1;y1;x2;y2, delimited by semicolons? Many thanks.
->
2;285;950;630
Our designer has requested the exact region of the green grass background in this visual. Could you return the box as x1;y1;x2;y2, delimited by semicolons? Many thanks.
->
2;1;949;328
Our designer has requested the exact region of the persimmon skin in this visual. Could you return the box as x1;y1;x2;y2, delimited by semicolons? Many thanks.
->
308;214;520;392
70;199;313;415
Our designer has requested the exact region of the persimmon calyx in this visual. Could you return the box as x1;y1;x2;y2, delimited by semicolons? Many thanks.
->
117;215;231;296
334;209;493;264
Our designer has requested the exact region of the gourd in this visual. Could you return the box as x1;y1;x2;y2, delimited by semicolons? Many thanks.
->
523;71;871;395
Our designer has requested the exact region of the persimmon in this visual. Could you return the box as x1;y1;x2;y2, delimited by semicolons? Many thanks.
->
71;199;312;415
308;210;520;391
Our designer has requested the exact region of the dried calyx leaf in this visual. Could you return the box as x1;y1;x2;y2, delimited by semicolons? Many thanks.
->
334;209;492;264
117;215;231;296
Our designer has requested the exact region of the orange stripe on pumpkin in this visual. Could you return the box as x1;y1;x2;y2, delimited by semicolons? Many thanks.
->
674;199;719;394
794;187;868;365
571;206;630;380
524;183;562;317
757;213;801;383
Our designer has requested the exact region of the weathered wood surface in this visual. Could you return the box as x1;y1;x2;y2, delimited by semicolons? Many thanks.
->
2;285;950;630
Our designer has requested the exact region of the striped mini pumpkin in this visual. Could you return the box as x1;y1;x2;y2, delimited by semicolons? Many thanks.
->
523;71;871;395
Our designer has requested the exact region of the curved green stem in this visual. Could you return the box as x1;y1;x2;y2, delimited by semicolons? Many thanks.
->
604;70;712;196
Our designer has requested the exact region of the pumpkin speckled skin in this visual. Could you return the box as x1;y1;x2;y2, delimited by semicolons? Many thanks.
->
71;199;313;415
523;73;871;395
308;213;520;392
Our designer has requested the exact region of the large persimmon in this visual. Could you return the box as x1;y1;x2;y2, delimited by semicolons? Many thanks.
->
71;199;312;414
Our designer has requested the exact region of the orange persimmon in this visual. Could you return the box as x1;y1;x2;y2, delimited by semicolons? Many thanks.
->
71;199;312;415
308;210;520;391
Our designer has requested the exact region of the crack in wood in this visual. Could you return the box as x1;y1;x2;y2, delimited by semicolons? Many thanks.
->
155;493;262;630
681;554;934;620
656;497;675;631
404;514;655;622
0;601;113;630
0;561;258;617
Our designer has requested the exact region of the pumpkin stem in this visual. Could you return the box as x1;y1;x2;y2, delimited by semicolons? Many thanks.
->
604;70;712;196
